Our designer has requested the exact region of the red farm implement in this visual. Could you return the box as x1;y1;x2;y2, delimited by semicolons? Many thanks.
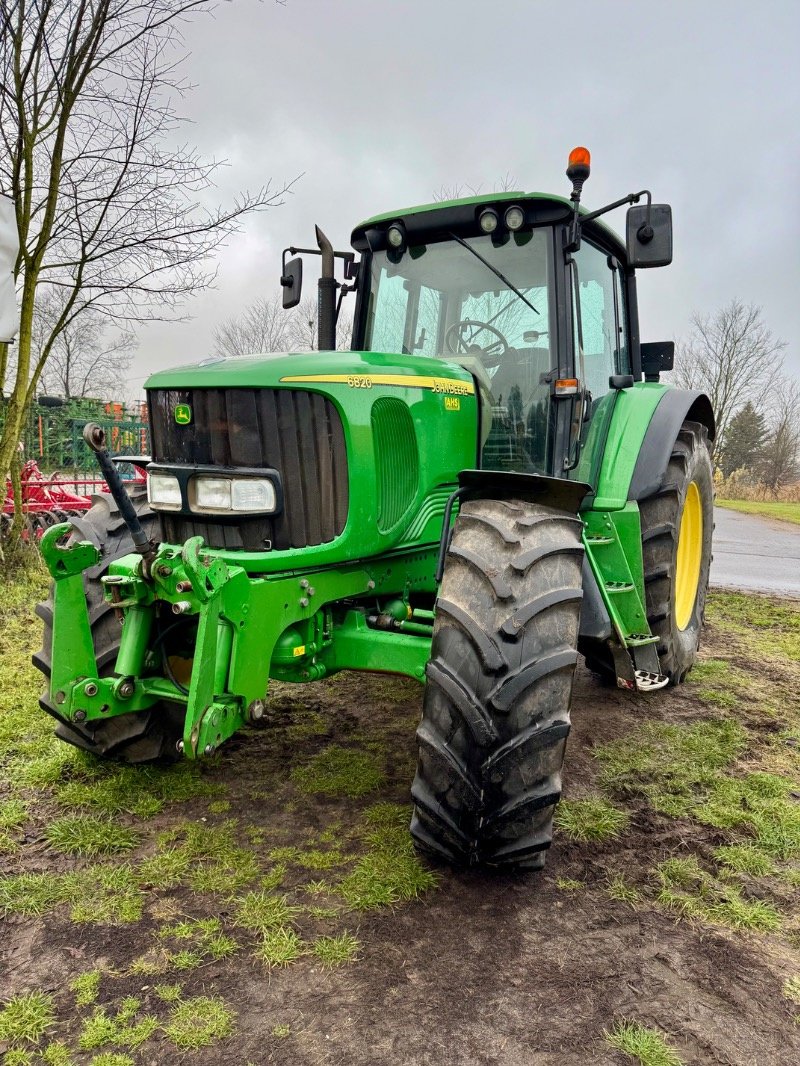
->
2;457;146;540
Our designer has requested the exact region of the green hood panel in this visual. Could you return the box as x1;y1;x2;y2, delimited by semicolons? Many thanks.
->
144;349;476;392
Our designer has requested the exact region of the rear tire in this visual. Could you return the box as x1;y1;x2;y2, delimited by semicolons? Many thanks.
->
580;419;714;685
641;419;714;683
410;498;584;871
33;492;184;763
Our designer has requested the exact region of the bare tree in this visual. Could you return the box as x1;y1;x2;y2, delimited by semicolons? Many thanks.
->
287;297;319;351
758;379;800;493
213;296;288;357
213;294;351;357
672;300;786;460
286;298;352;351
0;0;294;502
432;174;519;203
36;302;135;400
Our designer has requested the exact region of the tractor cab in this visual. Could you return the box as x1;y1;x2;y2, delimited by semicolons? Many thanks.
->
346;151;674;490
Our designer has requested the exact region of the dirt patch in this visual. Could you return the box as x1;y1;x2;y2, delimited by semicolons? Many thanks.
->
1;596;799;1065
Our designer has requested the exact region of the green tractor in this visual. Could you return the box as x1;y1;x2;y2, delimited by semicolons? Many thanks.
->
35;148;714;871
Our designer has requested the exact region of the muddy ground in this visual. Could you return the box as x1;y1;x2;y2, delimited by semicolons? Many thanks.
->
1;591;799;1066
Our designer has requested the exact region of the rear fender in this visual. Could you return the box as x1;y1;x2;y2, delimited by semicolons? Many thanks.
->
628;390;715;501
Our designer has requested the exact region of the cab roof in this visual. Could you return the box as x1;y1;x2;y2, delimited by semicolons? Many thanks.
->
351;190;626;259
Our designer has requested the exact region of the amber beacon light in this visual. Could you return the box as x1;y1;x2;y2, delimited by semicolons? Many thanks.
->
566;146;591;206
567;146;591;179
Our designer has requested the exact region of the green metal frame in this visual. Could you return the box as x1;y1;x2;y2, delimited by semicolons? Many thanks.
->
39;524;435;760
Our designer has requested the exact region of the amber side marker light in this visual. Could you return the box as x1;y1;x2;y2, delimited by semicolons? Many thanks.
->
555;378;580;396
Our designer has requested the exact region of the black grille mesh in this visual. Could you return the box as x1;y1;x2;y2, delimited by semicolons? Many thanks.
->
148;388;348;551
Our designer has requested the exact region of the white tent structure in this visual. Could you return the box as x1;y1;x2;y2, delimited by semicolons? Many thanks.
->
0;194;19;343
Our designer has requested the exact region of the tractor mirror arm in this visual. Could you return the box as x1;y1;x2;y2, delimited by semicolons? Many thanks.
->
566;190;651;253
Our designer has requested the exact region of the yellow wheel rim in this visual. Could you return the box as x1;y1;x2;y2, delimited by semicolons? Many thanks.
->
675;481;703;631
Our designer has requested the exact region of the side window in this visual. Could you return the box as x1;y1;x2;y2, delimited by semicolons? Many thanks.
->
367;268;409;353
413;285;444;356
573;241;629;400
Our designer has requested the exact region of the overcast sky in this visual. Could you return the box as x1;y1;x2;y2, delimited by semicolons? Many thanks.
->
129;0;799;397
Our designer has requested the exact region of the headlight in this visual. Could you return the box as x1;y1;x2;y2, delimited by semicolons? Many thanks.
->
479;209;499;233
148;472;181;510
386;222;405;249
189;475;277;514
193;477;231;511
504;205;525;231
231;479;276;512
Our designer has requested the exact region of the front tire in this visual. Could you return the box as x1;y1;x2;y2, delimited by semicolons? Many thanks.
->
410;498;584;871
33;492;184;763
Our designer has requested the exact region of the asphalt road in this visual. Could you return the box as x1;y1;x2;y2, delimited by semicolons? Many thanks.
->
710;506;800;597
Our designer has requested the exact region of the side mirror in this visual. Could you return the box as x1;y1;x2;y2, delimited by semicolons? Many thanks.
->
626;204;672;268
641;340;674;382
280;256;303;309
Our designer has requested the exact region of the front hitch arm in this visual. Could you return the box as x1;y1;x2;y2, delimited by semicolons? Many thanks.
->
82;422;157;574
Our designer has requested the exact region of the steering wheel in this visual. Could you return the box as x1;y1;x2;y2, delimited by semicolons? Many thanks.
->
445;320;510;368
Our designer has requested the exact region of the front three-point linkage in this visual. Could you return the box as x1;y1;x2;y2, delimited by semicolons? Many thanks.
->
39;425;248;758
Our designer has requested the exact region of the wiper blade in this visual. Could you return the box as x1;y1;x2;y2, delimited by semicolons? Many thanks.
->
448;231;539;316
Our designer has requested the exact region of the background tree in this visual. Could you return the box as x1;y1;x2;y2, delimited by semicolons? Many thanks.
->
214;294;352;357
758;381;800;493
672;299;786;461
36;308;135;401
719;400;766;479
286;298;352;351
0;0;293;507
213;296;288;358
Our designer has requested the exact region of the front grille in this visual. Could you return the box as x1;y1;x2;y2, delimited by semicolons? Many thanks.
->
148;388;348;550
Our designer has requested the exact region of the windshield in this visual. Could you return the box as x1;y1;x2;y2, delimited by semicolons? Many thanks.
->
363;229;556;473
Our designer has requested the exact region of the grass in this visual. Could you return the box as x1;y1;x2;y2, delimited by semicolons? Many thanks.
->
311;932;360;967
655;856;781;932
0;991;55;1046
1;568;797;1059
604;1020;684;1065
713;844;776;877
39;1044;73;1066
291;745;385;797
45;815;140;857
705;591;800;662
157;915;239;961
555;877;584;891
555;797;629;842
593;717;800;860
70;970;102;1007
153;983;183;1003
234;891;300;934
254;927;305;967
607;874;642;905
716;498;800;525
162;995;235;1050
0;861;144;925
337;803;438;909
783;976;800;1004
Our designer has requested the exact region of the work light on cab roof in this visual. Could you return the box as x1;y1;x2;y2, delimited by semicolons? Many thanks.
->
35;146;715;878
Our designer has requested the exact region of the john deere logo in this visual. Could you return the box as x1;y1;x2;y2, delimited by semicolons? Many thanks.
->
174;404;192;425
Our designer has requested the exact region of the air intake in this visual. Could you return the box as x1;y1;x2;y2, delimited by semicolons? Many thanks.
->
371;397;419;532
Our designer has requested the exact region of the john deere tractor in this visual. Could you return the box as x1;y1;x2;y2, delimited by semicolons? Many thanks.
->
35;149;714;871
